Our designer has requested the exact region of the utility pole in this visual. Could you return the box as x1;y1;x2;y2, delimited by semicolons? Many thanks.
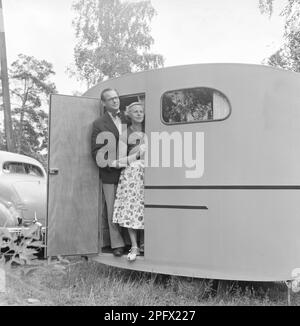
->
0;0;15;152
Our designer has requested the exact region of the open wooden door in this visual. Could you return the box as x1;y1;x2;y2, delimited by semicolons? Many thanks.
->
47;94;101;257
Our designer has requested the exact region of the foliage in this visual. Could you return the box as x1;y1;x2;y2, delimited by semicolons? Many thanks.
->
259;0;276;18
9;54;57;166
259;0;300;35
2;260;296;306
70;0;164;87
162;88;214;123
0;224;72;303
0;224;44;267
259;0;300;71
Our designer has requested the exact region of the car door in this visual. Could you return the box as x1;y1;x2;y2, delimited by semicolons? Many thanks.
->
47;94;101;257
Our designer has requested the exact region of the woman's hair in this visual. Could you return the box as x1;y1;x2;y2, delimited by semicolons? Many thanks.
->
124;102;144;117
125;102;145;132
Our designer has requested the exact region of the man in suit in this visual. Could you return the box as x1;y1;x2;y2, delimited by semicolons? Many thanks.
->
91;88;126;257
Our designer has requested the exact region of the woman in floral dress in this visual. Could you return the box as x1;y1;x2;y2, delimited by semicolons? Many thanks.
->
112;102;146;261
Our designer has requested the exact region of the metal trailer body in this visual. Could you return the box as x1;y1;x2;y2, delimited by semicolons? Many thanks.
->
47;63;300;282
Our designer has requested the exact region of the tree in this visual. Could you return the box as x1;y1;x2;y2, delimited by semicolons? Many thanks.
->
9;54;57;166
258;0;276;19
259;0;300;71
70;0;164;87
259;0;300;34
0;127;5;151
0;0;15;152
0;100;5;150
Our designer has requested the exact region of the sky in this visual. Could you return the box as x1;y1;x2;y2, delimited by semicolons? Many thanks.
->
2;0;287;96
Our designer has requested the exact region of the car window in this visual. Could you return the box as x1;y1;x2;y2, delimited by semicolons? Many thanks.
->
2;162;44;177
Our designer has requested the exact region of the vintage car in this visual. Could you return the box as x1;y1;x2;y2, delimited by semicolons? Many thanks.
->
0;150;46;239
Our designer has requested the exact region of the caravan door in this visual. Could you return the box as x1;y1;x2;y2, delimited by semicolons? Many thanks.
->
47;95;101;257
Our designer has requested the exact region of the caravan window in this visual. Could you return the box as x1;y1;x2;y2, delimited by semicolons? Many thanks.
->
161;87;231;124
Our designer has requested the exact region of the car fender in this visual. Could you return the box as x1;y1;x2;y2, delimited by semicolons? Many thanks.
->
0;200;19;227
0;182;22;227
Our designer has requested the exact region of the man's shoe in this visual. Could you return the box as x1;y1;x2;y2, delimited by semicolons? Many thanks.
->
140;243;144;254
102;246;111;254
113;247;124;257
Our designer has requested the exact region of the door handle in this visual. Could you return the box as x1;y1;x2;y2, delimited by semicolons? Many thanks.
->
49;168;59;176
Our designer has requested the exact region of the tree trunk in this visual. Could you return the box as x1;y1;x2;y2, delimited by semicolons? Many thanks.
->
17;107;25;153
0;266;6;293
0;0;15;152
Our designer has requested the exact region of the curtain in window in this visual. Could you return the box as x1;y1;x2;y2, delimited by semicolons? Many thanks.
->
213;92;230;120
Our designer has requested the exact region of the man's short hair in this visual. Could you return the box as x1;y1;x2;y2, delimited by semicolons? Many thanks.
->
100;88;119;102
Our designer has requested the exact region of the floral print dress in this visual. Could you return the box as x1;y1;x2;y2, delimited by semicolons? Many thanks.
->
112;129;145;230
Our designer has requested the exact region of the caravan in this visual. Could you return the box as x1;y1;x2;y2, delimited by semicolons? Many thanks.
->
46;63;300;282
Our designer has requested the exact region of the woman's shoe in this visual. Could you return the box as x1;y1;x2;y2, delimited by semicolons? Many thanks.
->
127;247;140;261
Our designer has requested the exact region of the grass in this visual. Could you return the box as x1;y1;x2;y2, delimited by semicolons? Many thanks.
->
1;257;299;306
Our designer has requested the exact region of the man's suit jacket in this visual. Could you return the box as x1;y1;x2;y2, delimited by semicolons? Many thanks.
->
91;111;124;184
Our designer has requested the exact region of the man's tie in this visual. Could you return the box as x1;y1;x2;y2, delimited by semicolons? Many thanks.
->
112;111;121;118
